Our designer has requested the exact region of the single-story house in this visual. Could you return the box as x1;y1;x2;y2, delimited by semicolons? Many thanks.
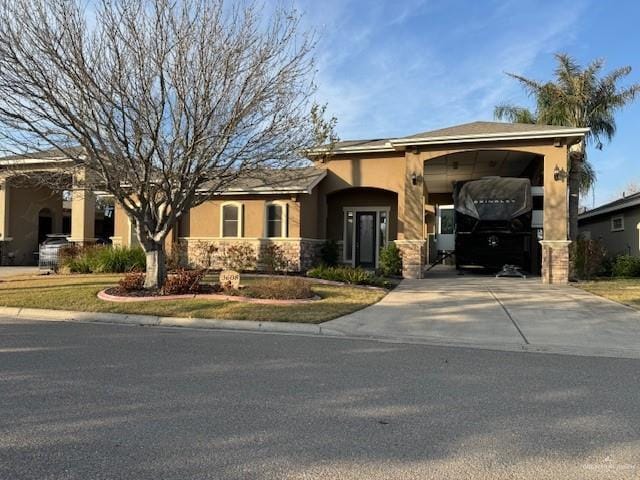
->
578;192;640;256
0;121;588;283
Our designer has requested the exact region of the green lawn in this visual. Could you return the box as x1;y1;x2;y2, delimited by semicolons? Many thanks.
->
578;278;640;309
0;274;386;323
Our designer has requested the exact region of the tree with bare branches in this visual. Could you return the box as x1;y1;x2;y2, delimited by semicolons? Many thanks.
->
0;0;336;288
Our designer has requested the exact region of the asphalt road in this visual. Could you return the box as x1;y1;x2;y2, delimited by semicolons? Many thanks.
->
1;319;639;480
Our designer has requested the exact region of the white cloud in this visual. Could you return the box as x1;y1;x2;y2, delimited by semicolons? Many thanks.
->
301;0;587;140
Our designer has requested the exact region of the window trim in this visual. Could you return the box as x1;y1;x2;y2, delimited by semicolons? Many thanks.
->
611;215;624;232
264;201;288;238
220;201;244;238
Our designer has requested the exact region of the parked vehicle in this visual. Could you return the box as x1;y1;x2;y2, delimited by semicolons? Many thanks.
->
454;177;532;271
38;234;71;270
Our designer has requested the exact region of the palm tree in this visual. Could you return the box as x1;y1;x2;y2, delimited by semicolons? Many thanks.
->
495;53;640;240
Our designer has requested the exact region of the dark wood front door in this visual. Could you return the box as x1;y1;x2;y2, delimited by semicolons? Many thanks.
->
355;211;376;268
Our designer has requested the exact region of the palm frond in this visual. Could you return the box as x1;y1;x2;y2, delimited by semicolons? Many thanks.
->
493;104;537;124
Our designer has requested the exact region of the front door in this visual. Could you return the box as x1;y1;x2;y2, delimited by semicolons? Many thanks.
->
355;211;376;268
436;205;455;251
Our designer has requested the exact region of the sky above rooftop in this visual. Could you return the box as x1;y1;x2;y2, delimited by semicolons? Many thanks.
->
296;0;640;207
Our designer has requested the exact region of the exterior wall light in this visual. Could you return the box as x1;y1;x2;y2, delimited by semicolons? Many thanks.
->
553;165;567;182
411;172;419;185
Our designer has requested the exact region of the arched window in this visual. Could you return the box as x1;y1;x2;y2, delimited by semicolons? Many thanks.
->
221;202;243;238
265;202;288;238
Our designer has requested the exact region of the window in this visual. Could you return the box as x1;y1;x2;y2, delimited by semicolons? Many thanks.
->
611;215;624;232
344;211;354;261
379;211;388;250
221;203;242;238
266;203;287;238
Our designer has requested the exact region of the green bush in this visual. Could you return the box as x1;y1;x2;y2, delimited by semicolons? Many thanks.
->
319;240;339;266
570;239;606;280
611;255;640;277
307;265;389;288
61;245;146;273
378;243;402;277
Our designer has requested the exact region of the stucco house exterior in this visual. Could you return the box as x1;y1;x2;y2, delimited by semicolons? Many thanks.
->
0;121;588;283
578;193;640;257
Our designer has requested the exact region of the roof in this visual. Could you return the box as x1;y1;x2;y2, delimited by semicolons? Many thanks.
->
579;192;640;221
201;167;327;195
321;121;589;155
0;146;82;165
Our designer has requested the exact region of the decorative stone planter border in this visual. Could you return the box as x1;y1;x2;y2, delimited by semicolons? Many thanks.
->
97;289;322;305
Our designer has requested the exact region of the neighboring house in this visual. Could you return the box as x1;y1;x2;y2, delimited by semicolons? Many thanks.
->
579;193;640;257
0;121;588;283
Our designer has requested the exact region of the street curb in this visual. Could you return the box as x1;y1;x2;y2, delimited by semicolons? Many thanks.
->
1;306;639;360
0;306;344;336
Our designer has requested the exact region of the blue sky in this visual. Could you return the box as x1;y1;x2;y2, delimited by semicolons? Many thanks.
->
296;0;640;207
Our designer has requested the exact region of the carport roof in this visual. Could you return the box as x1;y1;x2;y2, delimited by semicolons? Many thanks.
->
322;121;589;154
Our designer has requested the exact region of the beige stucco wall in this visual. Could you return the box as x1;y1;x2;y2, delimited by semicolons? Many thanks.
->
113;193;319;248
6;182;63;264
326;188;399;241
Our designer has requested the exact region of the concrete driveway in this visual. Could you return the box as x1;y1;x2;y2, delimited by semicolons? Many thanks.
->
0;266;42;278
325;268;640;358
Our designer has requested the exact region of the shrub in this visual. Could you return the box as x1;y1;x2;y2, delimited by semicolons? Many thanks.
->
570;239;606;280
222;243;257;271
118;271;145;291
378;243;402;277
190;241;218;270
611;255;640;277
241;277;313;300
61;245;146;273
307;265;389;288
162;268;205;295
319;240;339;266
262;244;291;274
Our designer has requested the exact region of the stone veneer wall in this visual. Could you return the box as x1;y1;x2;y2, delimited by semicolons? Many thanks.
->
177;238;323;272
394;240;427;279
540;240;571;284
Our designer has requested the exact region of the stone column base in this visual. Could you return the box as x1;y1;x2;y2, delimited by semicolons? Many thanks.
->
540;240;571;284
395;240;427;279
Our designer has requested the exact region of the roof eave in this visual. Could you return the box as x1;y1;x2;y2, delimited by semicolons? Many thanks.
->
391;128;590;146
579;197;640;220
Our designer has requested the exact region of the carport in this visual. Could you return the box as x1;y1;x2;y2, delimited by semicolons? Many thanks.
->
0;152;112;265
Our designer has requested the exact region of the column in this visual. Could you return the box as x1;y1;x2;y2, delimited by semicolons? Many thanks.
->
68;169;95;244
0;176;10;242
396;149;426;278
540;146;571;284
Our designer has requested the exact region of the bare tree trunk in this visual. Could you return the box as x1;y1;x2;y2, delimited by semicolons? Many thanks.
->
142;240;167;290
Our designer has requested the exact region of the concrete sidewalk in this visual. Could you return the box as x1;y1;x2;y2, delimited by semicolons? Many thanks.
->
323;272;640;359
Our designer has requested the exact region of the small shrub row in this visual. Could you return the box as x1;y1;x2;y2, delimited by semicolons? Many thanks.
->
118;271;145;291
307;265;389;288
61;245;146;273
162;268;205;295
611;255;640;277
